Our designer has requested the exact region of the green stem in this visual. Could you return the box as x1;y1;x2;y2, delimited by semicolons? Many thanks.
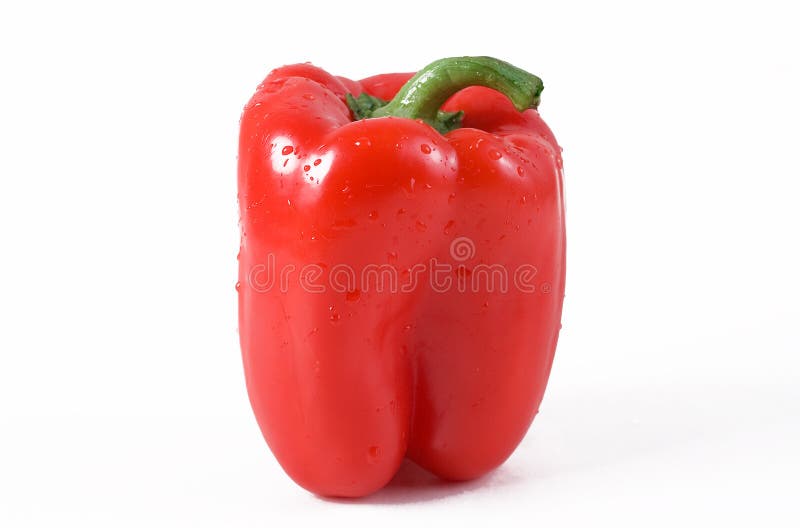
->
347;56;544;134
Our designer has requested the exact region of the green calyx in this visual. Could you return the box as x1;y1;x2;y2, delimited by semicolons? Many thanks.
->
346;56;544;134
346;92;464;134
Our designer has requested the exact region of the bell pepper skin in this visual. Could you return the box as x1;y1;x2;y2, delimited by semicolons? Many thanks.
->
238;57;565;497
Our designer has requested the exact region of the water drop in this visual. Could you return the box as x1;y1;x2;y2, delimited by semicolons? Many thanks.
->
488;149;502;160
420;143;432;154
448;192;457;204
281;145;293;155
443;220;455;234
368;446;380;461
456;266;471;279
303;164;311;171
415;219;428;232
302;93;315;100
345;289;361;302
313;158;322;166
368;210;379;220
517;166;525;177
354;137;371;148
387;251;398;264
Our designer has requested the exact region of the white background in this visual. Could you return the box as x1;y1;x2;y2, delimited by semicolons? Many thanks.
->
1;0;798;525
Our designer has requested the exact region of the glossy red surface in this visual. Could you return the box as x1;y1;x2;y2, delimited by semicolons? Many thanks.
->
238;64;565;497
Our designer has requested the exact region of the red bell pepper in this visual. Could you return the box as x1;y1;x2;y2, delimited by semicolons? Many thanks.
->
238;56;565;497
